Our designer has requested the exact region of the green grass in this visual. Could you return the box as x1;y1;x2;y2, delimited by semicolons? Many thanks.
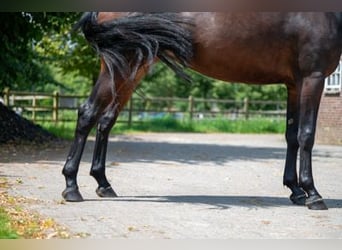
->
39;117;286;140
191;118;285;133
39;121;77;140
115;117;285;134
0;208;18;239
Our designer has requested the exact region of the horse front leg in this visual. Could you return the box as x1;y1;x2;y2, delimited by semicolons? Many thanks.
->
283;84;307;205
297;72;327;210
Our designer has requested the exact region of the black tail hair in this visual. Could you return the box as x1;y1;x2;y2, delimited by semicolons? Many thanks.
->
74;12;194;82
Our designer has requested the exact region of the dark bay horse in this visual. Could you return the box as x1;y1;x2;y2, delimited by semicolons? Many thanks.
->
62;12;342;210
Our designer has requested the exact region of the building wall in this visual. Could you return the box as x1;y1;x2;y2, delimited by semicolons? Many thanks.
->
317;93;342;145
316;58;342;145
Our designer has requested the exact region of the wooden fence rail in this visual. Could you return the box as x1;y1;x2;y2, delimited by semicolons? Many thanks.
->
1;88;287;124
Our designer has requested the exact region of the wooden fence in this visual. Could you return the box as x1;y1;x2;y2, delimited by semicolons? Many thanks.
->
1;88;286;125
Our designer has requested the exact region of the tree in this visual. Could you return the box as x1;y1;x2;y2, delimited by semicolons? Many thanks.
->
0;12;98;93
0;12;46;90
34;13;100;86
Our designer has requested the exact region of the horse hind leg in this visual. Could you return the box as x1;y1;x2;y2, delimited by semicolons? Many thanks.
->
89;102;119;198
62;100;102;201
62;69;115;202
297;72;327;210
89;69;146;198
283;84;307;206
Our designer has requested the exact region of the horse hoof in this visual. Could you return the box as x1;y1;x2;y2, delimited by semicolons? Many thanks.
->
290;193;307;206
96;186;118;198
305;195;328;210
62;187;84;202
305;196;328;210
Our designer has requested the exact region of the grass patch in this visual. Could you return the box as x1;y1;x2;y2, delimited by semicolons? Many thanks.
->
191;118;285;133
114;117;195;133
38;121;77;140
39;117;286;139
0;178;17;239
0;208;18;239
113;117;285;134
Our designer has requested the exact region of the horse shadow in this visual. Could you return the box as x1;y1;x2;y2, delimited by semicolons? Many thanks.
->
103;139;287;165
84;195;342;209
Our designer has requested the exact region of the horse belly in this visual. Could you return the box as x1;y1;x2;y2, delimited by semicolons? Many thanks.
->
190;45;294;84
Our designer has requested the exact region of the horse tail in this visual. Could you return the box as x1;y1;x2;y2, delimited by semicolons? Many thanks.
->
74;12;194;82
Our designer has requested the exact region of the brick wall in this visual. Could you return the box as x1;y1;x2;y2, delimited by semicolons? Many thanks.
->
316;93;342;145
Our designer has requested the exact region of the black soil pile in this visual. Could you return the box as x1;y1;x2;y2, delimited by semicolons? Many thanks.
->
0;102;57;144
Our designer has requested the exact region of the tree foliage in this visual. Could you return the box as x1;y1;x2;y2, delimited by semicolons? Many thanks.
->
0;12;98;93
0;12;47;90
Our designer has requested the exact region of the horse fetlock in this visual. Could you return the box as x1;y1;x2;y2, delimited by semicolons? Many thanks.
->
62;163;77;177
290;192;307;206
89;166;105;178
96;186;118;198
283;178;296;188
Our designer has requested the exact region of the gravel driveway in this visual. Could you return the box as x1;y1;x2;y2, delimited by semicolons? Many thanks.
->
1;133;342;238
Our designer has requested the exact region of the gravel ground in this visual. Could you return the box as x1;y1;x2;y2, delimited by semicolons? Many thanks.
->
1;133;342;238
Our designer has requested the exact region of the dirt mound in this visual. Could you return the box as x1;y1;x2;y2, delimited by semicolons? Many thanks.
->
0;102;57;144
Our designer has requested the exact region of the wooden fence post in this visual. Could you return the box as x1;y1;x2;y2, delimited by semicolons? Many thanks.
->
3;87;10;106
243;97;249;120
188;95;194;120
53;91;59;122
32;95;36;122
